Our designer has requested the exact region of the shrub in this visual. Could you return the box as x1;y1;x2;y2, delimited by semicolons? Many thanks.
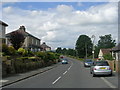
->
28;49;34;56
103;53;113;61
36;52;47;60
8;46;16;55
2;44;9;55
17;48;28;56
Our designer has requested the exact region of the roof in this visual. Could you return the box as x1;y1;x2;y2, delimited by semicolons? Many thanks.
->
111;43;120;51
0;20;8;26
6;26;41;41
101;48;111;54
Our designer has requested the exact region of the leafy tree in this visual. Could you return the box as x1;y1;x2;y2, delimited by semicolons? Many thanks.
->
62;48;67;55
75;35;93;58
9;31;25;50
66;48;76;56
56;47;62;54
98;34;116;49
94;34;116;58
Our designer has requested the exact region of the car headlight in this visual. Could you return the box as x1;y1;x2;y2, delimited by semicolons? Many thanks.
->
85;63;88;65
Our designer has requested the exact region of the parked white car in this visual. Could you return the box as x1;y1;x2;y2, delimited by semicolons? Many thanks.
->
90;60;112;77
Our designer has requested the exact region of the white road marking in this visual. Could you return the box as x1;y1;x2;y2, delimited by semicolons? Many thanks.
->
101;77;117;88
52;76;61;85
68;63;73;71
63;71;67;75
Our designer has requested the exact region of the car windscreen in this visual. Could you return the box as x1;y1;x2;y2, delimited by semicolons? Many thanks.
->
95;61;109;66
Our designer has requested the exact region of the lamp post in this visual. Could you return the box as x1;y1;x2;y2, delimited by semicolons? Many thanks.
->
91;35;95;60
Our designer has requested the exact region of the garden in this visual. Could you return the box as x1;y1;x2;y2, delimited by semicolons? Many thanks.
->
2;44;60;77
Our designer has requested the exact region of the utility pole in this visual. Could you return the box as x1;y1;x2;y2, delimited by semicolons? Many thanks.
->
85;43;87;59
92;35;95;60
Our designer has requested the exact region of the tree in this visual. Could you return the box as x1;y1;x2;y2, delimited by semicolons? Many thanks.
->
56;47;62;54
9;31;25;50
66;48;76;56
94;34;116;58
75;35;93;58
97;34;116;49
62;48;67;55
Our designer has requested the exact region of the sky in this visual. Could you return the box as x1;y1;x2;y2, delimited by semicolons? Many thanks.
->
1;2;118;50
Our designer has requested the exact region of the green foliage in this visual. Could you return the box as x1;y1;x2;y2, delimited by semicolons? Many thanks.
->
28;49;34;56
103;53;113;60
98;34;116;49
2;44;9;55
56;47;62;53
94;34;116;58
2;44;16;55
36;52;47;60
75;35;93;58
17;48;28;56
8;46;16;55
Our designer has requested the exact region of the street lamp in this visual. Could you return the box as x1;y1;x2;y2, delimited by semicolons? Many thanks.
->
91;35;95;60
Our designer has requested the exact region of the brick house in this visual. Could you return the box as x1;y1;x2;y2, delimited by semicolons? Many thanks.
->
6;26;41;52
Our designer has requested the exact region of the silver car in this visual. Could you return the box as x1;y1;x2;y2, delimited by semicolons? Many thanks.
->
90;60;112;77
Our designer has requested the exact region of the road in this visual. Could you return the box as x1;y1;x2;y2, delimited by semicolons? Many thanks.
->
3;57;118;88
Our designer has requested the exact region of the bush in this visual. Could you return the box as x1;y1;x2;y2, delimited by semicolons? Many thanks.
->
103;53;113;60
36;52;47;60
2;44;9;55
28;49;34;56
8;46;16;55
17;48;28;56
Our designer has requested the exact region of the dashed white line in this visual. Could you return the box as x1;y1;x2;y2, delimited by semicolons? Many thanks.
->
52;76;61;85
101;77;117;88
52;61;73;85
63;71;67;75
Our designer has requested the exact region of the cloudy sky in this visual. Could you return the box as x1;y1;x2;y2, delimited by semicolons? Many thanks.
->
1;2;118;50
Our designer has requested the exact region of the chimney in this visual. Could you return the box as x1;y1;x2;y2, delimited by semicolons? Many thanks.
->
19;26;26;32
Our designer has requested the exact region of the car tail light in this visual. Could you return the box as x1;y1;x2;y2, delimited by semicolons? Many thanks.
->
108;67;111;70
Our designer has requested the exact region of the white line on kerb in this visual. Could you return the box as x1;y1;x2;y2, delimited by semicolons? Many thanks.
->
63;71;67;75
52;76;61;85
101;77;117;88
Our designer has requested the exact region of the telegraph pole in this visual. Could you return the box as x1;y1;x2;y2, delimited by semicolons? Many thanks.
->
91;35;95;60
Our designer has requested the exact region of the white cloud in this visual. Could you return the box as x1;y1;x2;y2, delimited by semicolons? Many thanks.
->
2;2;118;49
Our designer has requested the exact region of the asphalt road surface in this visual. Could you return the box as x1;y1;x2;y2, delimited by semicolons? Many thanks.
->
3;57;118;88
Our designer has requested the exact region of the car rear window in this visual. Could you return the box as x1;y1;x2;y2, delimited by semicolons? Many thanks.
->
85;60;92;62
95;61;109;66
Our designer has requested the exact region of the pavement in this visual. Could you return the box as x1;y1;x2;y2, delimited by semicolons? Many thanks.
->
1;57;119;89
1;63;60;88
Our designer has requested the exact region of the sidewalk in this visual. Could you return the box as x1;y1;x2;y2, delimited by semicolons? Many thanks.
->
104;72;119;88
1;63;60;87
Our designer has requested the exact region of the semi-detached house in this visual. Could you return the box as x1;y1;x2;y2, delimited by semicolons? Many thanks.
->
6;26;41;52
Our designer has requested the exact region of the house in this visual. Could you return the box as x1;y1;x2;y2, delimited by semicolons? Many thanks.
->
40;42;51;51
98;48;112;59
6;26;41;52
0;21;8;44
111;44;120;61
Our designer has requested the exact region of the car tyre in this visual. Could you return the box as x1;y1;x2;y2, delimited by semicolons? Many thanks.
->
109;72;112;76
90;71;92;74
93;73;96;77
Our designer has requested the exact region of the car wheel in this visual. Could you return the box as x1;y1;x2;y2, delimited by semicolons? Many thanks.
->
93;73;96;77
109;72;112;76
90;71;92;74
